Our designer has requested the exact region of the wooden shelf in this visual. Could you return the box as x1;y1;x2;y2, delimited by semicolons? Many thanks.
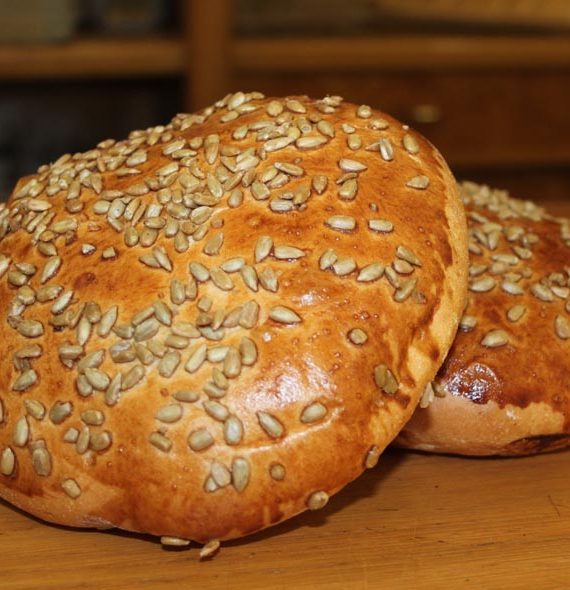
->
234;35;570;72
0;36;186;80
2;33;569;82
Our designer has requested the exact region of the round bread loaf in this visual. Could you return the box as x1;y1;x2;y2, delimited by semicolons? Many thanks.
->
397;181;570;456
0;93;468;544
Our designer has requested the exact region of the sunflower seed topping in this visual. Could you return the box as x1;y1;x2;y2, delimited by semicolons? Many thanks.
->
348;328;368;344
257;411;285;438
13;416;29;447
200;539;220;560
273;245;305;260
555;314;570;340
368;219;394;233
61;479;82;499
469;276;496;293
17;319;44;338
531;283;554;302
374;364;399;394
223;415;244;445
326;215;356;231
406;175;430;190
1;448;16;476
32;446;52;476
12;369;38;392
307;490;329;510
156;403;183;423
332;258;356;276
300;402;328;424
188;428;214;452
269;306;301;324
481;329;509;348
403;134;420;154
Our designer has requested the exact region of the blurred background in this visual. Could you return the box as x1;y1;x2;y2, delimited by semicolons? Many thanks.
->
0;0;569;210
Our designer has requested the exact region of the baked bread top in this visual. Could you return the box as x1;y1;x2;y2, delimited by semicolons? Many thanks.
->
0;93;468;543
398;181;570;456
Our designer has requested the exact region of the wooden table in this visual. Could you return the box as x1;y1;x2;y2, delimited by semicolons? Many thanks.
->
3;448;570;590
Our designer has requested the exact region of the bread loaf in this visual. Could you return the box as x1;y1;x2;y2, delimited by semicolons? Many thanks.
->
398;181;570;456
0;93;468;545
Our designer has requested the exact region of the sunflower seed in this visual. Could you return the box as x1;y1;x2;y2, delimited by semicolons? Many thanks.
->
90;431;112;452
338;178;357;200
40;256;62;284
97;305;118;337
75;427;91;454
81;410;105;426
269;306;301;324
326;215;356;231
312;175;328;195
269;463;285;480
0;448;15;476
199;539;220;559
77;349;105;372
259;267;278;293
365;445;381;469
188;428;214;452
459;315;477;331
239;337;257;366
470;276;496;293
155;403;183;423
357;104;371;118
223;415;244;446
481;329;509;348
12;369;38;392
17;319;44;338
319;249;337;270
374;364;399;394
51;290;74;314
49;401;73;424
396;246;422;267
230;457;250;493
332;258;356;276
134;318;160;342
307;491;329;510
507;304;526;323
348;328;368;344
296;136;327;150
379;138;394;162
185;343;207;373
257;411;284;438
240;265;258;292
61;478;82;499
13;416;29;447
339;158;367;173
153;301;172;326
273;245;305;260
255;236;273;263
15;344;42;359
300;402;328;424
531;283;554;302
121;364;145;391
357;263;384;282
84;368;110;391
31;446;52;477
555;315;570;340
158;351;181;378
173;390;200;403
264;136;295;153
24;399;46;420
189;262;210;282
406;176;430;190
394;278;417;302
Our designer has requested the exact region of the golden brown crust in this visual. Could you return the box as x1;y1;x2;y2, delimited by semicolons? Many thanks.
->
398;181;570;456
0;93;467;542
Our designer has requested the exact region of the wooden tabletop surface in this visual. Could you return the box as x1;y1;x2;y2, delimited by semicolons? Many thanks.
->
3;448;570;590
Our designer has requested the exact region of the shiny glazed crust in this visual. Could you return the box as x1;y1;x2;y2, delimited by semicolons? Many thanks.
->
398;182;570;456
0;93;468;543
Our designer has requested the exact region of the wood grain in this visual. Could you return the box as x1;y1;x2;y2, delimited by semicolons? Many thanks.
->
3;449;570;590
